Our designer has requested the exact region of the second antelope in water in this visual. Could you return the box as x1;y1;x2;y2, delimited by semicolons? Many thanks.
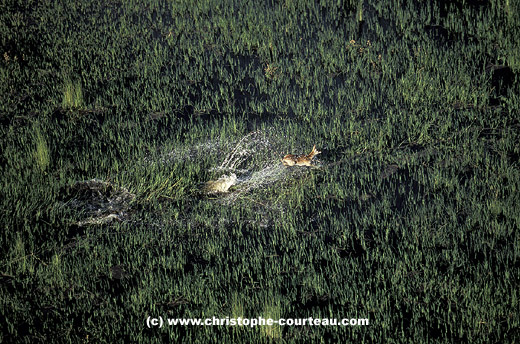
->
281;145;321;167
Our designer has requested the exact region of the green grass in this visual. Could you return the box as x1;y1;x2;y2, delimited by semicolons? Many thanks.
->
0;0;519;343
32;124;50;172
62;77;83;109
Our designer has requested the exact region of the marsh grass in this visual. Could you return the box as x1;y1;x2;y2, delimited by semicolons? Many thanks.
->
230;292;246;326
32;124;50;172
356;0;364;23
260;298;283;340
62;77;83;109
0;0;519;343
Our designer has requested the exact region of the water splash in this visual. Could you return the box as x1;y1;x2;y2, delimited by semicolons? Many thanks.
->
63;179;135;226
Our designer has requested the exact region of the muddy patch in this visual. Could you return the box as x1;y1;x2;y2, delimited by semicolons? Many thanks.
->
62;179;135;226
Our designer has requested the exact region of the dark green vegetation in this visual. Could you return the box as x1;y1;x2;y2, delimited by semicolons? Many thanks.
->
1;0;519;342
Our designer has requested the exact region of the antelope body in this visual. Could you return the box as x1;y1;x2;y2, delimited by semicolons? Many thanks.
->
281;145;321;167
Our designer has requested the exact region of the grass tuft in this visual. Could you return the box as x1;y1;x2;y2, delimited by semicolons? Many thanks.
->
62;77;83;109
33;124;50;172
